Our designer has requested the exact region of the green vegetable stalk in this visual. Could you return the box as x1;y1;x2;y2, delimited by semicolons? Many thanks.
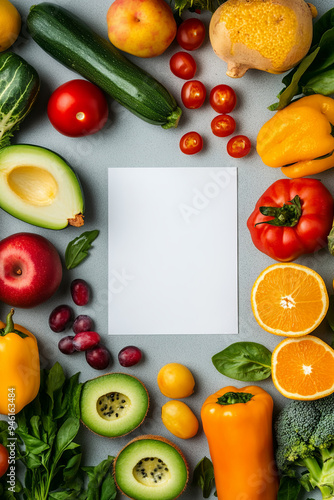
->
275;394;334;500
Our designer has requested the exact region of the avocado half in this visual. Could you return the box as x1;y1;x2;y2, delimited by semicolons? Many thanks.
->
114;435;189;500
80;373;149;438
0;144;84;229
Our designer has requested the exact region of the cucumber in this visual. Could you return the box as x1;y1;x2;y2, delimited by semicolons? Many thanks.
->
27;2;182;129
0;52;40;149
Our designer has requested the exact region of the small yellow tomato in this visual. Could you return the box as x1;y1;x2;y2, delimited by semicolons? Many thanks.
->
161;400;199;439
157;363;195;398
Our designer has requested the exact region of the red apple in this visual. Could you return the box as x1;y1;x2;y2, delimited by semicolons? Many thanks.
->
0;233;62;308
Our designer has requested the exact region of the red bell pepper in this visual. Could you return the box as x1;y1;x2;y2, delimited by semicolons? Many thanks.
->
247;178;333;262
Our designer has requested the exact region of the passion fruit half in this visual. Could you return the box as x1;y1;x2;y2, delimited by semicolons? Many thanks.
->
80;373;149;438
114;435;189;500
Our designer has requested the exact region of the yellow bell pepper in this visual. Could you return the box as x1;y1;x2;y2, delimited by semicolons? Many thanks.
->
257;94;334;178
0;309;40;415
201;385;279;500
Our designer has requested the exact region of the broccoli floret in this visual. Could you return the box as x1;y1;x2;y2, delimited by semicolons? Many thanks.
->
276;393;334;499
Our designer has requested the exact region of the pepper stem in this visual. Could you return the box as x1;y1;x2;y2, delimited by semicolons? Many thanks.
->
4;309;15;335
255;195;302;228
216;392;253;405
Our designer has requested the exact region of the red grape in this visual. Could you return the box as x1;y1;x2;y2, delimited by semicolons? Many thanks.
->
73;314;93;334
86;345;111;370
71;279;90;306
118;346;142;367
73;331;100;351
49;305;73;332
58;336;76;354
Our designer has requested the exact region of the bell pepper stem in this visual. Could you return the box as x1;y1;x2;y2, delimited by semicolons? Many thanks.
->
216;392;253;405
255;195;302;228
3;309;15;336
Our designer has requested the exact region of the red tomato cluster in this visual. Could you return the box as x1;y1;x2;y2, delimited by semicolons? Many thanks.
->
171;19;251;157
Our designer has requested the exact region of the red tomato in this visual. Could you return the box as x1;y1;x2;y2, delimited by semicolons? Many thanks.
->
47;79;109;137
181;80;206;109
180;131;203;155
209;85;237;114
176;18;205;51
227;135;251;158
211;115;236;137
247;178;334;262
0;444;9;478
170;52;197;80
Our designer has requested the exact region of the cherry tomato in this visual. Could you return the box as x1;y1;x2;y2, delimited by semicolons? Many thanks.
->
209;85;237;114
179;131;203;155
211;115;236;137
47;79;109;137
227;135;251;158
181;80;206;109
176;18;205;51
0;444;9;478
170;52;197;80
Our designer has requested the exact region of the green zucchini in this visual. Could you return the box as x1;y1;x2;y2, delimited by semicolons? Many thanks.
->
0;52;40;149
27;2;182;129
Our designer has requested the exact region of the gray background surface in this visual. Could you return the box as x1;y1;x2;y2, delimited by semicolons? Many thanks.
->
2;0;334;498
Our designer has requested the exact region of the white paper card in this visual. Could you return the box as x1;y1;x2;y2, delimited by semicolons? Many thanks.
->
108;167;238;335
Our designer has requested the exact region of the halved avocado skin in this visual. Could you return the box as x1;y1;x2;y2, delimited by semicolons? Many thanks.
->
80;373;149;438
0;144;84;229
114;435;189;500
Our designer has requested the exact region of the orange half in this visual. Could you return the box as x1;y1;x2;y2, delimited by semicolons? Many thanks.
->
251;263;329;337
272;336;334;400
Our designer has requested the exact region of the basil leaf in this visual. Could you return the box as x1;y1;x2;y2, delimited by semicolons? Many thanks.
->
212;342;272;382
55;417;80;461
15;432;49;454
277;476;301;500
46;362;66;411
83;455;116;500
65;230;99;270
192;457;215;499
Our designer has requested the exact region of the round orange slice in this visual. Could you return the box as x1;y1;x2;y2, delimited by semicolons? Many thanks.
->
251;263;328;337
272;335;334;400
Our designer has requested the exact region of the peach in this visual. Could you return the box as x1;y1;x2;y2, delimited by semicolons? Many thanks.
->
107;0;177;58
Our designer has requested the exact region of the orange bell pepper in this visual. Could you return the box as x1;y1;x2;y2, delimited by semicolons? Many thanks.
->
201;385;279;500
0;309;40;415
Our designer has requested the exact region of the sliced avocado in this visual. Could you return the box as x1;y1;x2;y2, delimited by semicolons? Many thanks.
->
80;373;149;438
0;144;84;229
114;435;189;500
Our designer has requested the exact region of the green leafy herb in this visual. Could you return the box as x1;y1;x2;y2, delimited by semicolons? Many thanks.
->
192;457;216;498
65;230;99;270
0;363;116;500
212;341;272;382
277;476;302;500
171;0;225;15
269;7;334;110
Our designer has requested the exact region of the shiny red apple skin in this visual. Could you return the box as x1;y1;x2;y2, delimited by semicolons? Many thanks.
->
0;232;63;308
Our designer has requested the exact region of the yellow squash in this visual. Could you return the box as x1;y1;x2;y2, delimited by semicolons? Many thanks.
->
0;309;40;414
257;95;334;177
